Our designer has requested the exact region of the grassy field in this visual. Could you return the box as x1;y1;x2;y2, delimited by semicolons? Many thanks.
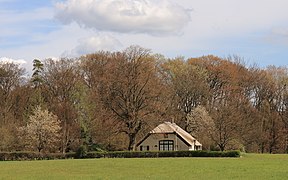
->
0;153;287;180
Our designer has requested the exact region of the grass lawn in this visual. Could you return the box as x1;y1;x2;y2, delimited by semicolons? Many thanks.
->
0;153;287;179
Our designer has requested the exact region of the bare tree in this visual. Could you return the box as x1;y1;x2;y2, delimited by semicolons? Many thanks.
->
42;58;81;153
0;62;25;125
96;46;163;150
161;57;209;131
0;62;26;151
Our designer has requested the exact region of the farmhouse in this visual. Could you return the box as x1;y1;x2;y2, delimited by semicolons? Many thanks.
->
136;122;202;151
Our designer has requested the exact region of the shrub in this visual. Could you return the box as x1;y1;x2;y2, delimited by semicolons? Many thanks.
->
75;145;88;159
82;150;240;158
0;152;75;161
0;150;240;160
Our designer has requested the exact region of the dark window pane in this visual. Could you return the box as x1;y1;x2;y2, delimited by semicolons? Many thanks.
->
159;140;174;151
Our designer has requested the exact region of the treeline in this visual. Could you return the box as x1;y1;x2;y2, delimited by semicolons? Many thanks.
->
1;46;288;153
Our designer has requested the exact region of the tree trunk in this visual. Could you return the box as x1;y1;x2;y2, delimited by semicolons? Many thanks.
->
261;142;265;153
62;122;69;154
285;132;288;154
219;144;225;151
286;141;288;154
128;133;136;151
285;124;288;154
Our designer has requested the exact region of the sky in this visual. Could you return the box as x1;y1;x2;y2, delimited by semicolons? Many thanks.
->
0;0;288;72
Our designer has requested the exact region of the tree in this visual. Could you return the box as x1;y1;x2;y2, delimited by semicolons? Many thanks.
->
248;66;288;153
161;57;209;131
31;59;44;88
210;102;240;151
197;56;254;151
19;106;61;152
0;62;25;125
80;51;122;150
186;106;213;133
186;105;214;149
266;66;288;153
42;58;82;153
97;46;163;150
0;62;26;151
25;59;46;118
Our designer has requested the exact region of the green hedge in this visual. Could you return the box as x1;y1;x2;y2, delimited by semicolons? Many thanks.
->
0;150;240;161
0;152;75;161
83;150;240;159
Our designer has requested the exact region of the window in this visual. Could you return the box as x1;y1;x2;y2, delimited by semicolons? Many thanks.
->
140;146;149;151
159;140;174;151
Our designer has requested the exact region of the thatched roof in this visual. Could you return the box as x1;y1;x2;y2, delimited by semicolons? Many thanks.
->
150;122;202;147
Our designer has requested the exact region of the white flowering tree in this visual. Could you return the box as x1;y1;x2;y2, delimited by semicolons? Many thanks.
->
20;106;61;152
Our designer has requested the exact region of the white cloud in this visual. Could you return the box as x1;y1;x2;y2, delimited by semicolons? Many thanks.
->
2;0;288;70
264;27;288;46
63;35;123;57
186;0;288;37
55;0;191;35
272;28;288;37
0;57;27;65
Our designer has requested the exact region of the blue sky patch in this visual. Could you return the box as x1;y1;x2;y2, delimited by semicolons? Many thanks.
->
0;0;53;12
